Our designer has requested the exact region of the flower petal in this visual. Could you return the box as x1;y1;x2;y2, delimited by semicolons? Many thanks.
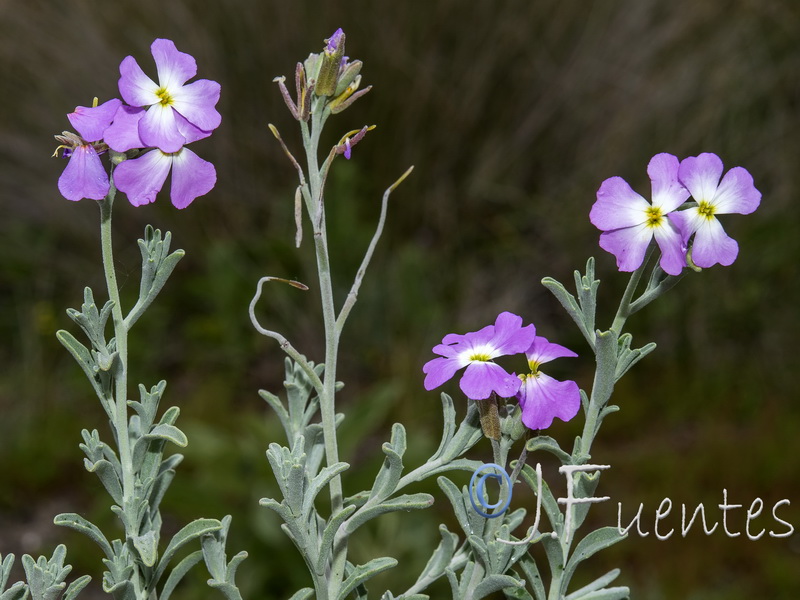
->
668;208;702;243
441;332;466;345
104;105;146;152
679;153;723;204
490;312;536;356
712;166;761;215
598;223;652;272
518;374;580;430
690;217;738;268
590;176;650;231
114;150;172;207
525;336;577;364
58;145;109;201
118;56;159;107
174;111;213;145
169;147;216;208
138;104;185;153
652;219;686;275
459;324;495;348
151;38;197;89
67;98;122;142
171;79;222;132
431;343;459;358
423;356;461;390
647;152;689;212
460;362;520;400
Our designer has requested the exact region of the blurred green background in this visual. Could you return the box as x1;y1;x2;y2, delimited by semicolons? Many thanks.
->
1;0;799;598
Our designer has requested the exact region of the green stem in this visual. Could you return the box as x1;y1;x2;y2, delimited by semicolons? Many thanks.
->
550;263;646;597
99;193;133;503
303;99;346;599
610;245;654;333
99;190;143;599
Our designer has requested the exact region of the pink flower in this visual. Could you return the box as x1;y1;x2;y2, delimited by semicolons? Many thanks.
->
116;38;220;153
669;153;761;268
516;336;581;430
423;312;536;401
590;153;689;276
114;147;216;209
56;98;121;201
108;99;216;209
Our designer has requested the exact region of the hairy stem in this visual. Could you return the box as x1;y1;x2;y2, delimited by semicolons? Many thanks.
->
99;190;142;598
302;100;347;599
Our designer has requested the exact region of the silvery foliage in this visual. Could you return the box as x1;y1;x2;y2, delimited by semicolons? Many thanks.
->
251;33;693;600
55;215;245;599
0;546;90;600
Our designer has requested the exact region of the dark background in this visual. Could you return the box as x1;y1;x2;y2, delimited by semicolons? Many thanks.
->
1;0;799;598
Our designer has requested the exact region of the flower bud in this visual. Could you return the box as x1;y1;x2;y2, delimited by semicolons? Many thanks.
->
334;60;362;97
316;29;346;97
501;403;527;442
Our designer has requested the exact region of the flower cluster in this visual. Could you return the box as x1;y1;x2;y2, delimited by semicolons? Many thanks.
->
55;39;221;209
590;152;761;273
273;29;372;160
423;312;581;431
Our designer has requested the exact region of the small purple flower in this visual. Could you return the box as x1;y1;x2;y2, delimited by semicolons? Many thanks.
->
669;153;761;268
423;312;536;401
117;38;221;153
516;336;581;430
111;107;216;209
57;98;122;201
590;153;690;276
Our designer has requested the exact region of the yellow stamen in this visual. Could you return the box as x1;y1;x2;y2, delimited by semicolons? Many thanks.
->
645;205;663;227
155;87;174;107
697;200;716;220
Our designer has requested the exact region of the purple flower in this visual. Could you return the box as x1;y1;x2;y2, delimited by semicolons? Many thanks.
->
114;147;216;209
111;106;216;209
590;153;690;276
423;312;536;401
516;337;581;430
57;98;122;201
669;153;761;268
116;38;221;153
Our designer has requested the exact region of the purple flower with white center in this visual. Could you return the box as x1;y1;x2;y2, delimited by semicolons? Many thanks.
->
56;98;122;201
669;153;761;268
423;312;536;401
111;107;216;209
516;336;581;430
117;38;221;153
590;153;690;276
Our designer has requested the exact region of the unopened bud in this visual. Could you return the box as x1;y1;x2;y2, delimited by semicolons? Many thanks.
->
501;404;527;442
316;29;346;97
334;60;362;97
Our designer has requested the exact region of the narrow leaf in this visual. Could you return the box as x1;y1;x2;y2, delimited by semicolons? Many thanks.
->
565;569;620;600
159;551;203;600
562;528;626;590
471;574;523;600
53;514;113;559
336;557;397;600
63;575;91;600
153;519;222;585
